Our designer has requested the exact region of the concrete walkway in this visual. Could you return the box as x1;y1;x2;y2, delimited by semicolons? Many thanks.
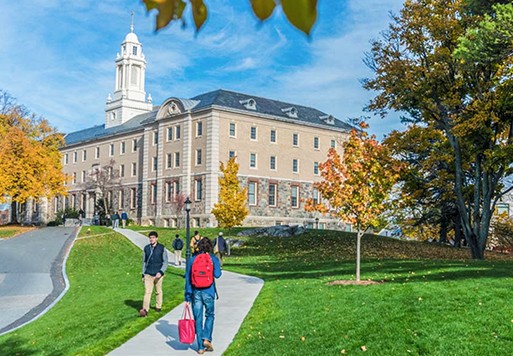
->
110;229;264;355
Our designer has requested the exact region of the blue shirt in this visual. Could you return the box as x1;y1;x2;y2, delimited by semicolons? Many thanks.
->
185;253;222;302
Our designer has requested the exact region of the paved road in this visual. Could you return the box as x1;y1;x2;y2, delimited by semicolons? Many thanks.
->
0;227;77;335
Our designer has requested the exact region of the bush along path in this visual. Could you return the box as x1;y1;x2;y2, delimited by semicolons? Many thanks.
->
110;228;264;355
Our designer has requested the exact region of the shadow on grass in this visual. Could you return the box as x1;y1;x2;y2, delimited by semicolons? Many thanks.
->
228;258;513;284
0;334;41;355
124;299;142;311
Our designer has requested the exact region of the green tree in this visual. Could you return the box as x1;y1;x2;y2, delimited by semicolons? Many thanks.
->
211;157;248;233
0;90;67;222
306;121;399;282
363;0;513;259
143;0;318;35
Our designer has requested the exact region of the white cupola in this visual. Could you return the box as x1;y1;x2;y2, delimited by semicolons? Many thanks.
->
105;12;153;128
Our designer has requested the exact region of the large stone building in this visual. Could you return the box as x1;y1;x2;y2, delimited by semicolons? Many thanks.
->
35;25;354;229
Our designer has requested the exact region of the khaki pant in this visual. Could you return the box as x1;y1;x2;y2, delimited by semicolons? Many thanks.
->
174;250;182;265
143;274;164;311
214;251;223;267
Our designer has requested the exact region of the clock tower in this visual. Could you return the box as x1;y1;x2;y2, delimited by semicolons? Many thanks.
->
105;13;153;128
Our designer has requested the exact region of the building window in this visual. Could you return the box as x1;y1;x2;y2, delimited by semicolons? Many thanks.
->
152;157;158;171
176;125;181;139
250;153;257;168
196;121;203;137
229;123;236;137
292;159;299;173
174;180;180;194
331;139;336;149
81;170;86;183
133;139;138;152
82;150;87;161
229;150;236;159
72;172;77;184
270;156;276;170
269;183;277;207
175;152;180;168
153;131;158;145
132;46;138;55
120;141;126;154
107;166;113;178
118;190;124;209
166;153;172;169
95;147;100;159
109;144;114;156
313;188;319;205
291;185;299;208
314;137;319;150
248;181;257;206
195;179;202;201
130;188;137;209
293;133;299;146
132;162;137;176
250;126;257;140
165;181;173;202
196;149;202;165
64;154;68;165
314;162;319;175
270;129;276;143
150;183;157;204
167;127;173;141
71;194;76;208
73;151;77;163
120;164;125;177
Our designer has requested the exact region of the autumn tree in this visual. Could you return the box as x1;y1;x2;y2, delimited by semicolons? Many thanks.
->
81;159;122;216
306;121;399;282
364;0;513;259
172;192;186;228
143;0;318;35
211;157;248;234
0;90;67;222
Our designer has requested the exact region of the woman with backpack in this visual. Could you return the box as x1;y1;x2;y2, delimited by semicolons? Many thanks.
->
184;237;222;354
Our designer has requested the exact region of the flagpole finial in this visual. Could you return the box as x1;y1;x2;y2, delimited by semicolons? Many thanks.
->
130;10;135;33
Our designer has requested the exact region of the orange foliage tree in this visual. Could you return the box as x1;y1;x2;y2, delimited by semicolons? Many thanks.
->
0;90;67;222
306;121;399;282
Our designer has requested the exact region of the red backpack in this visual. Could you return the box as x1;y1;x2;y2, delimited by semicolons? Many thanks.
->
191;253;214;288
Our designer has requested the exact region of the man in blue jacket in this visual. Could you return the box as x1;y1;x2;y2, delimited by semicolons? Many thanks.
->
140;231;168;317
185;237;222;354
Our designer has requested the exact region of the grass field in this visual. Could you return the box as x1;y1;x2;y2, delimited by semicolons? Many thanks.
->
0;226;185;355
0;225;34;239
1;226;512;355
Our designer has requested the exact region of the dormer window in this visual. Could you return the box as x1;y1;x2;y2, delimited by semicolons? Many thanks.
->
320;115;335;125
282;107;298;118
239;98;256;110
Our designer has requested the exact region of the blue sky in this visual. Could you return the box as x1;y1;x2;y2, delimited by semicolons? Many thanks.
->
0;0;405;139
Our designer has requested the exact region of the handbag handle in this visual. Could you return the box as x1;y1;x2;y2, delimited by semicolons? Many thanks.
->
182;303;193;320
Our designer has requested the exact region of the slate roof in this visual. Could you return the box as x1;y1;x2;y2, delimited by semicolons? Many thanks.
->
64;89;352;146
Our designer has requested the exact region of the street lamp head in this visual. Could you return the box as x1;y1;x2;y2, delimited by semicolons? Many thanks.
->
315;217;319;222
185;197;191;212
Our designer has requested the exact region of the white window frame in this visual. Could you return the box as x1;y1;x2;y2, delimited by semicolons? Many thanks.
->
249;153;257;169
248;181;257;206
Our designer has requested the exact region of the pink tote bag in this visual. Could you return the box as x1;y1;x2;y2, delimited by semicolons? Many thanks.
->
178;303;195;344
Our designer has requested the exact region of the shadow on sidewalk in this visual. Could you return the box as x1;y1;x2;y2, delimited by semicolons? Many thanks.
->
155;319;195;352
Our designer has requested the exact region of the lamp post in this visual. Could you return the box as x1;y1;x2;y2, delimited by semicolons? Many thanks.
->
315;217;319;230
185;197;192;269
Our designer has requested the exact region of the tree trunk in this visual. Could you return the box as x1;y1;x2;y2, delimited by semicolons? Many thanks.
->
468;232;485;259
356;230;362;282
439;208;448;244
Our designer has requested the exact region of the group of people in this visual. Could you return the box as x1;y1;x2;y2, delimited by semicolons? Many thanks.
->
141;230;229;354
108;210;128;228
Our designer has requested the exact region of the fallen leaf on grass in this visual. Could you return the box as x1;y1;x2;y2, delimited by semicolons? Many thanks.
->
361;345;367;351
341;349;346;354
301;336;306;341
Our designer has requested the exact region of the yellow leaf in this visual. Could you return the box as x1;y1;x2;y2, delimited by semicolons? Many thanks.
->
251;0;276;21
191;0;208;31
281;0;317;35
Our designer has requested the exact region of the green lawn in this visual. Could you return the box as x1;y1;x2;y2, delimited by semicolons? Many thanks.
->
0;225;34;239
1;227;512;355
0;226;185;355
223;231;513;355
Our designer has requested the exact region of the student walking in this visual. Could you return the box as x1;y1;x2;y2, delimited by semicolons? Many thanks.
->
190;230;202;255
121;210;128;228
140;231;168;317
213;232;228;267
172;234;184;266
185;237;222;354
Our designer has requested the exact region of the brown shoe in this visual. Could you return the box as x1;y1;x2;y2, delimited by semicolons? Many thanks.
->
203;340;214;352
